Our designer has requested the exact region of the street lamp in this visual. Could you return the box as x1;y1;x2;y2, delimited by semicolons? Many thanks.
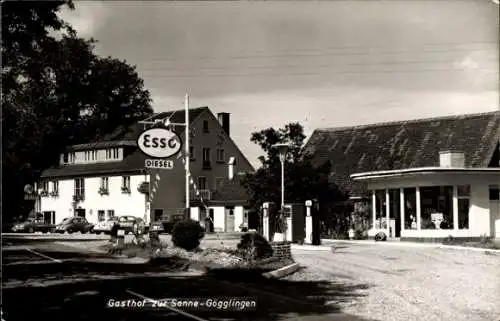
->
272;143;292;241
272;143;291;210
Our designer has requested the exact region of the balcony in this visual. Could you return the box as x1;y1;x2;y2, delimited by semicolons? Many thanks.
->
190;189;212;201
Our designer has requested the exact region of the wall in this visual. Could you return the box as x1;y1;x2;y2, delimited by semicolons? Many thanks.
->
212;207;226;231
188;205;246;232
40;174;147;225
366;172;499;238
152;109;254;219
234;206;244;231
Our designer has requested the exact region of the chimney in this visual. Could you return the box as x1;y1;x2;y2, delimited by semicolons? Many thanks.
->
217;112;230;137
439;150;465;168
228;156;236;180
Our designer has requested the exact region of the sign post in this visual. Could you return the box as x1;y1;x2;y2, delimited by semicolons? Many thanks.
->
137;94;190;219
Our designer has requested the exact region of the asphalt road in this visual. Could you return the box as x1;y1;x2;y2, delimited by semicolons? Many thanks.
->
2;240;373;321
291;243;500;321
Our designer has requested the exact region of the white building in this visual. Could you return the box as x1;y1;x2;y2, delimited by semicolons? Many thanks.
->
34;107;254;226
36;142;149;225
304;111;500;242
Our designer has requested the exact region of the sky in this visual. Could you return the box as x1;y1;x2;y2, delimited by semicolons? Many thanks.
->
59;0;499;168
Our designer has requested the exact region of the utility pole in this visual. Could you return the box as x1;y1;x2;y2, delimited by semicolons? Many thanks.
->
185;93;190;218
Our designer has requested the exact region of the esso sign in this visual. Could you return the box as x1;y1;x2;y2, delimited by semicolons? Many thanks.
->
137;128;182;158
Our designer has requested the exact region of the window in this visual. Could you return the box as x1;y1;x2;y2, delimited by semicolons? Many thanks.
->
457;185;470;229
74;178;85;196
403;188;417;229
216;149;225;163
69;152;75;163
51;181;59;195
203;148;211;162
91;150;97;160
100;177;109;190
419;186;453;230
122;176;131;189
154;209;164;221
189;146;195;161
489;187;500;200
203;120;209;133
106;148;119;160
107;210;115;219
43;211;55;224
98;210;105;222
202;148;211;170
214;177;224;190
198;177;207;190
63;152;69;163
84;151;90;161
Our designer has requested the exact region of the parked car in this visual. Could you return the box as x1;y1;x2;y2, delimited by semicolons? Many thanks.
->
93;216;119;234
55;216;94;234
150;214;184;234
116;216;147;235
11;213;56;233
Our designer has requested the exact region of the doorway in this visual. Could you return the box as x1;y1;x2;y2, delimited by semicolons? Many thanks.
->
43;211;55;224
206;209;214;233
75;208;86;218
225;207;235;232
490;186;500;238
389;189;401;238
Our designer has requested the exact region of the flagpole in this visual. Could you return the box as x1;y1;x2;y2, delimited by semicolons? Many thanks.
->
185;94;190;218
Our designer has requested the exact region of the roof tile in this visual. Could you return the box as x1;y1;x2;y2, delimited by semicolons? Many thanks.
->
304;111;500;196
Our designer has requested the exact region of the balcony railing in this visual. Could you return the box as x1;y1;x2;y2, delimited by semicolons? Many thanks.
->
190;189;212;201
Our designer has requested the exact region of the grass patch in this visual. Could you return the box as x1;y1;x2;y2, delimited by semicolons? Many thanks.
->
442;235;500;250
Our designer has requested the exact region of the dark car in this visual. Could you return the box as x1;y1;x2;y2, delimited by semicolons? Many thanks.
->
55;216;94;234
116;216;147;235
149;214;184;234
11;214;56;233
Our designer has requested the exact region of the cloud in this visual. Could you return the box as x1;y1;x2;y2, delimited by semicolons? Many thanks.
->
58;2;110;38
454;56;480;71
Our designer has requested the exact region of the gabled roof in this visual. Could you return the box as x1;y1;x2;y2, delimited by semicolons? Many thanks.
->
41;107;209;178
40;148;147;179
303;111;500;196
98;106;209;142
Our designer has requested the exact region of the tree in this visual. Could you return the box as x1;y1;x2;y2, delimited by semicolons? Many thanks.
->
241;123;349;237
2;2;154;222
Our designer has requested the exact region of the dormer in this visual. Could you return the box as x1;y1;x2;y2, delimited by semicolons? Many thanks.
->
60;141;136;166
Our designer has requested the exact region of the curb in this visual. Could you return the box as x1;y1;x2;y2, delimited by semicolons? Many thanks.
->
322;239;500;254
3;236;109;243
262;262;301;279
291;244;331;251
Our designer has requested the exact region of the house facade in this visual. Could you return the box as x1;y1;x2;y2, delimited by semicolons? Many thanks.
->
35;107;254;225
190;172;254;233
303;111;500;241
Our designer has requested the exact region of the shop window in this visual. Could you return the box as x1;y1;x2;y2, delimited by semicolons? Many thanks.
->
419;186;453;230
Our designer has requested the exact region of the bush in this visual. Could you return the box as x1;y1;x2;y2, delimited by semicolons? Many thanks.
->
236;231;273;261
171;219;205;251
374;231;387;241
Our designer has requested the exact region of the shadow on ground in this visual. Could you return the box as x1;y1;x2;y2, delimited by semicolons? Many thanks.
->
3;251;377;321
